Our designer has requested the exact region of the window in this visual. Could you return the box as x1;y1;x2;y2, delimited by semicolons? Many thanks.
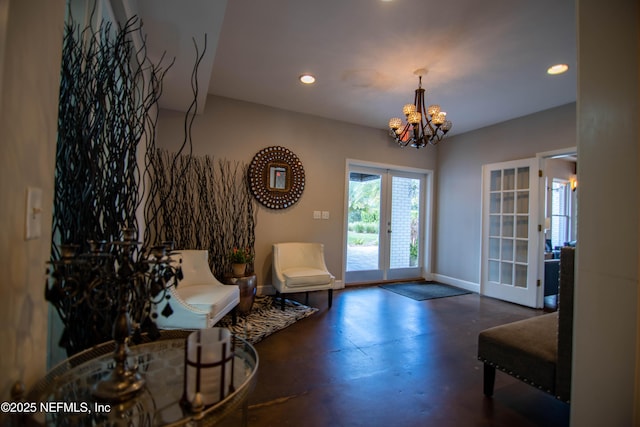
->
550;179;571;248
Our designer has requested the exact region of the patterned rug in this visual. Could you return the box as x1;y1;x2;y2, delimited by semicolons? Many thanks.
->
217;296;318;344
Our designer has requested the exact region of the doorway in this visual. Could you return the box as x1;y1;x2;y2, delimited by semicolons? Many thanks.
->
479;148;577;309
344;162;432;284
539;148;578;309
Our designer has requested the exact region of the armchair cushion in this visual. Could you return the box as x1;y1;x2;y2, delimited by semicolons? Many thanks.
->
178;284;240;313
283;267;333;287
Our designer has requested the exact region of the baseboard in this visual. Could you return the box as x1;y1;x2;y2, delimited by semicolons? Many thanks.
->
431;274;480;294
258;284;274;296
258;280;344;296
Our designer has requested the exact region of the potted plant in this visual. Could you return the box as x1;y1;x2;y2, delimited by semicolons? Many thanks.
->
229;247;253;277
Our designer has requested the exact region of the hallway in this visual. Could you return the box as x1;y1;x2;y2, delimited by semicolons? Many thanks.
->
224;285;570;427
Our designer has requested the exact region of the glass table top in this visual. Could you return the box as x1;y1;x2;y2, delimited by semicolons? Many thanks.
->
25;330;258;426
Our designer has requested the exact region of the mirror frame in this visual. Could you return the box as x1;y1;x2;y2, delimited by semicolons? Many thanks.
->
248;146;305;209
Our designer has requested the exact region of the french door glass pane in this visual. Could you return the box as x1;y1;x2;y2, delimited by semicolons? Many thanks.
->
489;215;500;236
490;170;502;191
490;194;501;213
502;192;514;213
502;216;514;237
489;238;500;259
389;176;420;268
501;262;513;284
503;169;515;190
517;191;529;213
515;265;528;287
516;216;529;238
515;240;528;263
501;239;514;261
346;173;381;272
517;167;530;189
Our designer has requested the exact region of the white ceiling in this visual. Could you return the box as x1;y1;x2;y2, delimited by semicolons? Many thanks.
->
138;0;576;137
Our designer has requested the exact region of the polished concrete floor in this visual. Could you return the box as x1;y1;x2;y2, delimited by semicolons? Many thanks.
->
226;286;569;427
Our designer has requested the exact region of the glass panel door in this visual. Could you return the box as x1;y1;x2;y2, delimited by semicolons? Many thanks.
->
346;166;426;283
482;158;540;308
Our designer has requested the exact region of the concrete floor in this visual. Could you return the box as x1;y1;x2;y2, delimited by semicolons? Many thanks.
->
221;286;570;427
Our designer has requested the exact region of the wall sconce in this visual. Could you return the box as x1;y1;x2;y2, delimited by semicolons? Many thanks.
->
570;175;578;192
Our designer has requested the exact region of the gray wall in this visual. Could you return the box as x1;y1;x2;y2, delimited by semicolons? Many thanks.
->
156;95;437;289
434;103;576;287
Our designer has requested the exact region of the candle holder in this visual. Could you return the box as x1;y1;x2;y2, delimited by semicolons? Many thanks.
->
46;228;183;402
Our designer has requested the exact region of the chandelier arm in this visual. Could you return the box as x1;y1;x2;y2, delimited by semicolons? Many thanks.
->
390;123;410;147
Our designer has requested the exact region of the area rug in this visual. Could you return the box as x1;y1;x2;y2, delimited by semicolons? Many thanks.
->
217;295;318;344
380;281;471;301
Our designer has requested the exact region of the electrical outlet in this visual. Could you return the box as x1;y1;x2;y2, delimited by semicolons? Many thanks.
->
321;211;330;220
313;210;321;219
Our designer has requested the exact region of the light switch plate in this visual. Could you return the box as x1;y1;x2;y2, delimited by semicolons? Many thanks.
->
321;211;330;220
25;187;43;240
313;210;321;219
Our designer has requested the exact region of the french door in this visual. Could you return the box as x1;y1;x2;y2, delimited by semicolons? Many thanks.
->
345;165;428;283
481;158;541;308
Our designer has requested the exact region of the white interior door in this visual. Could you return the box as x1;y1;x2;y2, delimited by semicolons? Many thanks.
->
481;158;541;308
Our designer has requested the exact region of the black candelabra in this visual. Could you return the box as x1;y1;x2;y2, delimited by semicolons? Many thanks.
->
46;228;183;402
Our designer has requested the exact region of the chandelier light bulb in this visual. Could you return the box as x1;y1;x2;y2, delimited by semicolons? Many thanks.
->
432;112;446;125
408;111;421;125
403;104;416;116
427;104;441;116
388;117;402;130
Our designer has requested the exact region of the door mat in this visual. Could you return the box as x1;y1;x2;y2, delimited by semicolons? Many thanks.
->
380;281;471;301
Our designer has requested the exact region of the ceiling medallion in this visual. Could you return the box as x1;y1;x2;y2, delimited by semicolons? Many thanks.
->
388;69;452;148
248;146;305;209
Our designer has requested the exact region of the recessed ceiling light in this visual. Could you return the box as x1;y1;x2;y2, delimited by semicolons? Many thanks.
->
547;64;569;75
299;74;316;84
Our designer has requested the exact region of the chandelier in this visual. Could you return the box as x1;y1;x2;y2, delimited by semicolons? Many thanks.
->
388;70;452;148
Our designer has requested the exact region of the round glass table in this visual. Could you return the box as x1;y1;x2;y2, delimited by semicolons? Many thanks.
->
24;330;258;426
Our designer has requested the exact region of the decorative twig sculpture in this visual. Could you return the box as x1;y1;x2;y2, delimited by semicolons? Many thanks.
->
149;152;256;279
49;11;174;356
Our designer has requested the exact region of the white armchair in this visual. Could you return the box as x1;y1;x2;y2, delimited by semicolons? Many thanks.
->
272;242;334;310
152;250;239;330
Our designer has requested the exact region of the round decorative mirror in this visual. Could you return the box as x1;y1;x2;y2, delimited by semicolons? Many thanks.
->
248;146;305;209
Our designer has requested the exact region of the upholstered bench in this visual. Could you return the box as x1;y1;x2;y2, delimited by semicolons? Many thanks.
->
477;247;574;402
